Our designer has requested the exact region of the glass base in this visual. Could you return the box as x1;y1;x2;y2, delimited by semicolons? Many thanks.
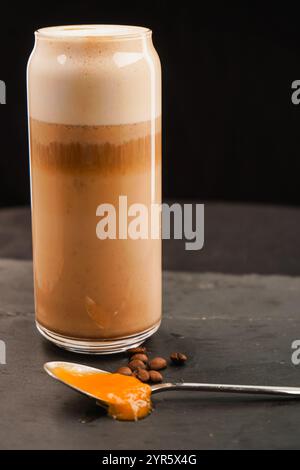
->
36;320;161;355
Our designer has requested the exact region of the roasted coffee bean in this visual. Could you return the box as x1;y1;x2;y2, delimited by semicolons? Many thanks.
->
116;366;132;376
128;347;147;355
170;352;188;365
134;369;150;383
149;370;163;383
130;353;148;363
148;357;167;371
128;359;147;371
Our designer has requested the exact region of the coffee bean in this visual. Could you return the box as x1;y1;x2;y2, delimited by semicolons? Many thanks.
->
149;370;163;383
116;366;132;376
170;352;187;365
134;369;150;383
128;359;147;371
130;353;148;363
148;357;167;371
128;347;147;355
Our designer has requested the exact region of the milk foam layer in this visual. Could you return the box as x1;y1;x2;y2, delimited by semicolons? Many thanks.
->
27;25;161;126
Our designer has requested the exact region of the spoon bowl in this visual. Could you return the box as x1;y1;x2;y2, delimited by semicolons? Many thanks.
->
44;361;111;409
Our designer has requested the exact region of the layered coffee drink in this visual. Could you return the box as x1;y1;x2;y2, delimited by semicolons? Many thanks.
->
27;25;162;353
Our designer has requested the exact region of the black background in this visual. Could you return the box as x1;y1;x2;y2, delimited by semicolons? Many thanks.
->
1;1;300;207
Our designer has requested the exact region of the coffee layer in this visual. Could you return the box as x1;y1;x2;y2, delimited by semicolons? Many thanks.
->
30;118;161;339
30;118;161;174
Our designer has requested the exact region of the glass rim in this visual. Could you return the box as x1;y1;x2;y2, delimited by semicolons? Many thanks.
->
35;24;152;41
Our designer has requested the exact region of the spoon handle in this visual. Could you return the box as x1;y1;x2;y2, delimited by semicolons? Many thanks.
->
151;382;300;397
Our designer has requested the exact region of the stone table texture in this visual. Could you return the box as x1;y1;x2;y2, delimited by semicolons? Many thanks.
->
1;258;300;449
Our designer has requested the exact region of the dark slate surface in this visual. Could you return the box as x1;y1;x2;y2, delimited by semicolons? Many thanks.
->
1;259;300;449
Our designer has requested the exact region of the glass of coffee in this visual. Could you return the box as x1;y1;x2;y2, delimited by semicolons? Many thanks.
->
27;25;162;353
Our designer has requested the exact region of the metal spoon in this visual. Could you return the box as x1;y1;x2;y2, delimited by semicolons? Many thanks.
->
44;361;300;411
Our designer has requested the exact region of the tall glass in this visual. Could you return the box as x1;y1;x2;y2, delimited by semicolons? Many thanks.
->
27;25;161;353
